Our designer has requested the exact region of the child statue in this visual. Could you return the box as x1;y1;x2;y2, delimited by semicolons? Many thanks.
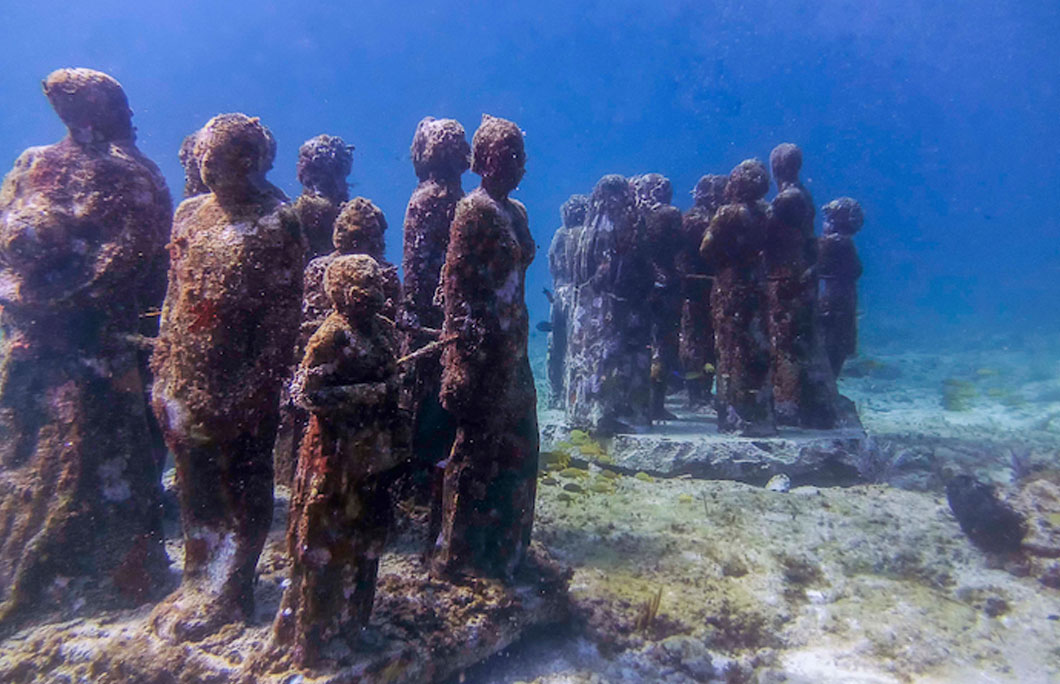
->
274;197;400;485
272;254;403;666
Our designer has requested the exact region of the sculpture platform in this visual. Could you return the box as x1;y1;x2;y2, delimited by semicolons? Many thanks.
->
0;493;570;684
540;398;868;486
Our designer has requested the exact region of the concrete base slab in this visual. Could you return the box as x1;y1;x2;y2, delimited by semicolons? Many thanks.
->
540;399;868;486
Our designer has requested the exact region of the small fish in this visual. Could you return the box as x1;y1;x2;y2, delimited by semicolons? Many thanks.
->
536;321;553;333
542;287;554;304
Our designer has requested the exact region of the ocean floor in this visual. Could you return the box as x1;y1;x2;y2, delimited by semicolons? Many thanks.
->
464;337;1060;683
1;337;1058;683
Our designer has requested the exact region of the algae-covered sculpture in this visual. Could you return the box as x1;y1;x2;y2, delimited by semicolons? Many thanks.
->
295;134;353;259
678;174;727;408
630;173;683;421
273;255;404;666
399;117;470;498
546;194;588;409
274;196;400;485
818;197;864;377
0;68;172;629
433;114;538;579
700;159;776;435
566;175;653;434
150;113;304;641
766;144;838;428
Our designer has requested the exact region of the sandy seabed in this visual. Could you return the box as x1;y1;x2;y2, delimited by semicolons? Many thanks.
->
464;334;1060;683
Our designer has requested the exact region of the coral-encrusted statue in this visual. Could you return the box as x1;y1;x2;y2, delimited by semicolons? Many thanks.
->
295;134;353;259
546;194;588;409
818;197;864;377
678;174;726;408
630;173;683;421
0;68;171;628
150;113;304;640
433;115;538;579
399;117;469;487
566;175;653;434
700;160;776;435
274;196;400;485
272;255;403;666
766;143;837;428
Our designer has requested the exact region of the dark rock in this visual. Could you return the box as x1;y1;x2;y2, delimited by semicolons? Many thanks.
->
946;475;1027;554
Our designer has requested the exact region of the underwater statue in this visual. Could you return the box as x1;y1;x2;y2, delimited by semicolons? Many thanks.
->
272;254;404;666
766;143;838;428
433;114;539;579
150;113;304;641
546;194;588;409
294;134;354;259
274;196;400;485
566;175;653;434
701;159;776;436
631;173;683;421
818;197;864;378
0;68;172;629
678;174;727;408
398;117;469;514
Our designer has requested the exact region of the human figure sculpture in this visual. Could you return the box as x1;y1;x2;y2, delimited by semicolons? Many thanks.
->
678;174;726;408
0;68;171;628
630;173;683;421
150;113;304;641
272;254;403;666
818;197;864;377
546;195;588;409
766;144;838;428
295;134;353;259
399;117;469;509
274;197;400;485
566;175;653;434
433;115;538;579
700;159;776;436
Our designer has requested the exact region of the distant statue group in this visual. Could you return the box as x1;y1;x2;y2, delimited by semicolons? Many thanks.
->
548;147;864;437
0;68;538;665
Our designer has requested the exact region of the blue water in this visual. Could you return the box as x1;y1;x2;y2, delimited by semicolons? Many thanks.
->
1;1;1058;345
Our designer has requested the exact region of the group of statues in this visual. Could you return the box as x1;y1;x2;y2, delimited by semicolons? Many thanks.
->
0;68;538;666
548;146;864;437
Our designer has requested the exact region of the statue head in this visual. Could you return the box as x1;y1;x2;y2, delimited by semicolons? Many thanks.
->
333;197;387;257
324;254;385;320
630;173;673;207
560;194;589;228
43;68;134;144
692;174;729;213
769;143;802;188
724;159;770;203
822;197;864;236
411;117;471;181
297;134;353;203
196;113;277;203
471;114;525;197
592;174;633;213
